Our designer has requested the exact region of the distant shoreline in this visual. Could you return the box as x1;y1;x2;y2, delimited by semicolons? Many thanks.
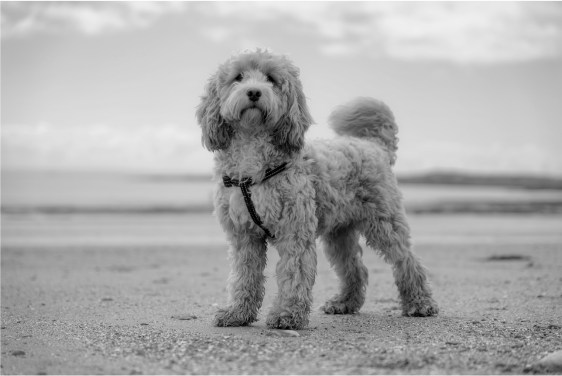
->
3;169;562;190
3;201;562;215
3;170;561;215
137;171;562;190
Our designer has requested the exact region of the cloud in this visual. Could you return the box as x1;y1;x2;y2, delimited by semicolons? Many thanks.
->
196;2;562;64
374;2;562;63
1;2;186;38
1;123;213;174
4;2;559;63
3;123;560;176
396;140;562;176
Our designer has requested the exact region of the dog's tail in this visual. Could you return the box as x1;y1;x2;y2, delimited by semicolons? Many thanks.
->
328;97;398;165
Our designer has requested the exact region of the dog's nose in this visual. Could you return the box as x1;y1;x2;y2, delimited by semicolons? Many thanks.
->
247;89;261;102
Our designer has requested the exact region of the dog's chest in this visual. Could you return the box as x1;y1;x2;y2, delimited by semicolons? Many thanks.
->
221;184;272;229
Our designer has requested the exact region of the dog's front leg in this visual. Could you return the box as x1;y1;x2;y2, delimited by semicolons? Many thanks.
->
213;195;268;327
266;194;318;330
214;233;267;327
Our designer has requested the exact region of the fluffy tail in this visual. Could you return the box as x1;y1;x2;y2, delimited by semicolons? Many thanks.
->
328;97;398;165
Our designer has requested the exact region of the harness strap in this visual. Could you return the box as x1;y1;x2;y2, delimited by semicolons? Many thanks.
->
222;162;288;239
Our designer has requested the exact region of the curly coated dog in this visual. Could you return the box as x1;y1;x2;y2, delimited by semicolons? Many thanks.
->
196;48;439;330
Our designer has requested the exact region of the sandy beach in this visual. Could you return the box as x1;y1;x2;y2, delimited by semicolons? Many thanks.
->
2;210;562;375
2;171;562;374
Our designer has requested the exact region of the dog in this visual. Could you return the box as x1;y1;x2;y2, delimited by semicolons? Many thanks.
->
196;48;438;330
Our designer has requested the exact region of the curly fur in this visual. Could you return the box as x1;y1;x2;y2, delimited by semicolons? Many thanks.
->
197;48;439;330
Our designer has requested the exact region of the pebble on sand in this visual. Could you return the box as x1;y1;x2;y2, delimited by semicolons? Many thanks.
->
265;330;300;338
171;314;197;320
11;350;25;357
534;350;562;372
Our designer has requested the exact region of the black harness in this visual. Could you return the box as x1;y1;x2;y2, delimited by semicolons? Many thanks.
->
222;162;288;239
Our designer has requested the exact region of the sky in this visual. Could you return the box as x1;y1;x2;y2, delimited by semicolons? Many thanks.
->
2;1;562;176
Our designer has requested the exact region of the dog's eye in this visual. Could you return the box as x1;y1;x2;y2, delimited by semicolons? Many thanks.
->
235;73;243;82
266;75;275;84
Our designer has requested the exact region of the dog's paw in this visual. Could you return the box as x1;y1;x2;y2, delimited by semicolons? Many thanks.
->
402;296;439;317
266;309;309;330
213;307;256;327
321;299;361;314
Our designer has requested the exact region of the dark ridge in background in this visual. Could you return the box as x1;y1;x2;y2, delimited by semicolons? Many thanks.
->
396;172;562;190
407;201;562;215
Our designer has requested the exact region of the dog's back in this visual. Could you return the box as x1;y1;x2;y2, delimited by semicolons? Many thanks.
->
306;97;402;235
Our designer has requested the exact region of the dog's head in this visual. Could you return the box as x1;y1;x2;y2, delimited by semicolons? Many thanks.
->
196;48;313;153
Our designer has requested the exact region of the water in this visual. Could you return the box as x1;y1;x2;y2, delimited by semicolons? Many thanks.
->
3;170;561;212
1;170;215;212
2;170;562;247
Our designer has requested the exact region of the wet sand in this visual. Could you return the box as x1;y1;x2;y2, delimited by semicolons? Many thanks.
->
1;213;562;374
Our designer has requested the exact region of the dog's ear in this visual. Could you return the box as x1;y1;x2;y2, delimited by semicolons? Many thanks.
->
196;73;233;151
271;65;314;154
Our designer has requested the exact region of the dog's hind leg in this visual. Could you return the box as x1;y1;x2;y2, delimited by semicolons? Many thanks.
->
363;208;439;317
320;225;368;314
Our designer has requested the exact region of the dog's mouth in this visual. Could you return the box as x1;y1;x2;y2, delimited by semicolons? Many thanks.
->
240;107;267;126
241;106;261;117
